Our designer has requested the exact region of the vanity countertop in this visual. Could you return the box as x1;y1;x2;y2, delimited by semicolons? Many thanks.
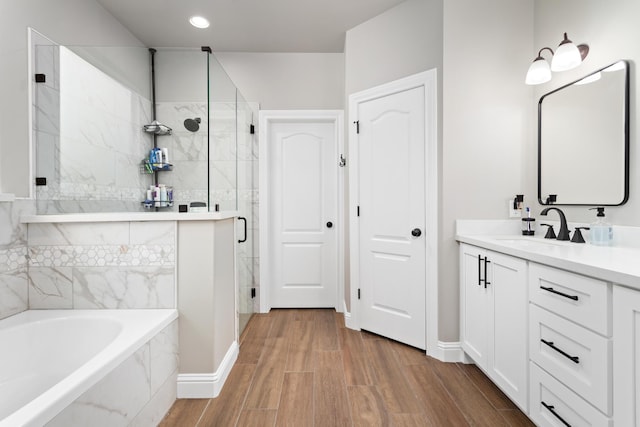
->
456;233;640;290
21;211;239;224
455;219;640;290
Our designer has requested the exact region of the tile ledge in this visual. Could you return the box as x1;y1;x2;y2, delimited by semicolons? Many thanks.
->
21;211;239;223
0;193;16;202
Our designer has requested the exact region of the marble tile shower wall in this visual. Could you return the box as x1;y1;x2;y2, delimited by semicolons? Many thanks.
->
155;101;239;211
34;45;153;214
0;201;35;320
27;221;175;310
155;102;209;209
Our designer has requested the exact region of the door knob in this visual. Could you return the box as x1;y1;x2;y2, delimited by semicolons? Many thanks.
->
326;221;333;228
411;228;422;237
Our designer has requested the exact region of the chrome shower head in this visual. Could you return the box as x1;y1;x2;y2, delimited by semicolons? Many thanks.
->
184;117;201;132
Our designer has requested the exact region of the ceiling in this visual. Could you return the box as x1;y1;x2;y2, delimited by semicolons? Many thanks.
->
96;0;407;52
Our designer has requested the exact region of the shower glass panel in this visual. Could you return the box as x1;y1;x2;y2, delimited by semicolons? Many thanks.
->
153;48;209;210
32;43;153;214
208;54;238;212
208;54;255;335
236;90;258;335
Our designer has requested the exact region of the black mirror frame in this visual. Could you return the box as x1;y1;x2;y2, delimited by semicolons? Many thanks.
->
537;60;630;206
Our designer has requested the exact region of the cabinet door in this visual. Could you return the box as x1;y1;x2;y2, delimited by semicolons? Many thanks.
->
460;244;488;368
613;285;640;426
488;251;528;410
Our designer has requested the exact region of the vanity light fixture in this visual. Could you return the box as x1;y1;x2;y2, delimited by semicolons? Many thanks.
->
189;16;210;29
525;32;589;85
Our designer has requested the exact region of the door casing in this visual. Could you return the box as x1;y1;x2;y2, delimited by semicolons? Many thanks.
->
348;70;438;356
259;110;345;313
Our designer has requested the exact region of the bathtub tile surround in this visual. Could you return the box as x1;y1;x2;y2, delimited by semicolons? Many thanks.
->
28;266;73;309
150;320;179;394
0;200;34;319
46;318;178;427
72;267;175;309
27;221;176;309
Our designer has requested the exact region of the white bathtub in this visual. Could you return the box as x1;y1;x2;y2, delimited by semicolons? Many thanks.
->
0;309;178;427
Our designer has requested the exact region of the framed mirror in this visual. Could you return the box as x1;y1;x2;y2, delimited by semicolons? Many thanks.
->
538;60;629;205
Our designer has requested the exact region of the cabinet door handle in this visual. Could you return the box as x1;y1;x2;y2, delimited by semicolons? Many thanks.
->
540;339;580;364
483;258;491;288
541;401;572;427
540;286;579;301
478;255;483;287
238;217;247;243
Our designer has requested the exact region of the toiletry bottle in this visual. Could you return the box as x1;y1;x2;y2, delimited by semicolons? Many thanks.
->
159;184;167;204
161;148;169;165
589;207;613;246
153;185;161;207
521;207;535;235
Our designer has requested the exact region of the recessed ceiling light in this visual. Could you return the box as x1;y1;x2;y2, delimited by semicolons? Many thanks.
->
189;16;210;29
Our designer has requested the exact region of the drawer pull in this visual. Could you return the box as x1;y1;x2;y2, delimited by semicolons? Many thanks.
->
541;339;580;364
540;286;579;301
483;257;491;288
478;255;483;287
541;401;572;427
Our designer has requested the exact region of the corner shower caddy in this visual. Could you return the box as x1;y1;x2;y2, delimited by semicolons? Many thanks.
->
141;48;173;210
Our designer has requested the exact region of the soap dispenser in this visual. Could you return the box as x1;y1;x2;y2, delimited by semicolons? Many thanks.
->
589;207;613;246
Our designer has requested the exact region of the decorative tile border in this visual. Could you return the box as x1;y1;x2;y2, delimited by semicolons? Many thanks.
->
0;247;28;273
28;244;174;268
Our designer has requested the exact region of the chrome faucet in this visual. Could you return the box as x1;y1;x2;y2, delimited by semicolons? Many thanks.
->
540;207;570;240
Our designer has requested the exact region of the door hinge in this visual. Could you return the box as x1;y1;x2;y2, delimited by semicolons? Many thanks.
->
251;288;256;298
35;73;46;83
353;120;360;134
357;206;360;217
339;154;346;167
358;288;361;299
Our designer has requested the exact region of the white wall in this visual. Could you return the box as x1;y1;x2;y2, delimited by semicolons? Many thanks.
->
345;0;443;96
0;0;144;197
441;0;534;341
531;0;640;226
215;52;345;109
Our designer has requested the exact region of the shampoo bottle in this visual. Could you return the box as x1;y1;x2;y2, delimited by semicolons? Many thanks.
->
589;207;613;246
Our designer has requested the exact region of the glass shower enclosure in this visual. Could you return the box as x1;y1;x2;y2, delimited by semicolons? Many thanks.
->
31;38;257;336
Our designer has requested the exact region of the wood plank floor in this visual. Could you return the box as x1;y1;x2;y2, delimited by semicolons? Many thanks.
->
159;309;535;427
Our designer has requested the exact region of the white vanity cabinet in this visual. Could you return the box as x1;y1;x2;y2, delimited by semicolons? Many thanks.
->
459;244;528;410
528;263;613;426
613;285;640;426
458;224;640;426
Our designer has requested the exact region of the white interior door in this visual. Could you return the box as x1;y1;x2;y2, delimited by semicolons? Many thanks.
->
266;118;339;308
356;86;426;349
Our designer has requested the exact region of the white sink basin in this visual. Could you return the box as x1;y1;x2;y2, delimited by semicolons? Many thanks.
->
491;237;568;249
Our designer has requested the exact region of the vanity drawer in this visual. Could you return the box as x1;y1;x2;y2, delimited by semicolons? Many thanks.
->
529;263;611;336
530;362;612;427
529;304;612;415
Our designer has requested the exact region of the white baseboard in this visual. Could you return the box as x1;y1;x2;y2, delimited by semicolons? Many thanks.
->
177;340;239;398
343;301;357;330
429;341;464;363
